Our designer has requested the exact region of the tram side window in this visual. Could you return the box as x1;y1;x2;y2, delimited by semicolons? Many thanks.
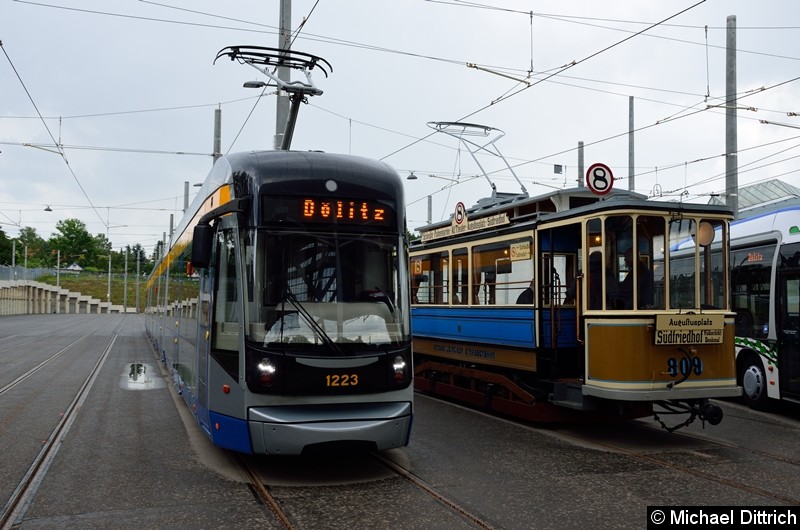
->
411;251;448;304
452;248;468;304
699;219;726;310
640;216;666;310
603;215;631;309
668;219;698;309
470;238;532;305
731;244;775;338
212;228;240;353
542;253;576;306
614;216;663;310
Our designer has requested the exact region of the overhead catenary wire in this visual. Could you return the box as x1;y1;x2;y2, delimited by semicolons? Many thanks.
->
0;40;108;231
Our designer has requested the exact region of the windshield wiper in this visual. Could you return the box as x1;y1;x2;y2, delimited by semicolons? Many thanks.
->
283;290;344;355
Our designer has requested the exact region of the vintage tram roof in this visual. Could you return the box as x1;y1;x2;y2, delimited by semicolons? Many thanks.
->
412;187;733;247
417;186;647;233
536;195;734;225
416;186;659;234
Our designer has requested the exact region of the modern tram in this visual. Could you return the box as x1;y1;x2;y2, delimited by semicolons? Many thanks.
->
728;205;800;410
410;188;741;431
144;46;412;455
144;150;413;455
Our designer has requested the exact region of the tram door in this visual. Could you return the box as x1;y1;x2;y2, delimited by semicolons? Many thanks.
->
195;236;216;432
538;224;582;379
777;262;800;402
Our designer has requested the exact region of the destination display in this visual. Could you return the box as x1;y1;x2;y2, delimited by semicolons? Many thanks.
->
262;195;395;228
654;314;725;345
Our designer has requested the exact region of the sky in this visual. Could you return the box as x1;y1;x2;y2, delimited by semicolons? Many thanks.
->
2;0;799;255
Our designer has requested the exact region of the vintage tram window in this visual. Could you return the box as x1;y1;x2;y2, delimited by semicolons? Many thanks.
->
411;251;448;304
731;243;775;338
609;215;664;310
411;250;450;304
585;217;608;310
603;215;632;309
638;216;666;310
668;218;697;309
452;248;468;305
542;253;577;306
699;219;727;310
471;237;533;305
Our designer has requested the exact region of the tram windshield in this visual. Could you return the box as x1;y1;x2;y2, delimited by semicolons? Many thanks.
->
244;230;409;351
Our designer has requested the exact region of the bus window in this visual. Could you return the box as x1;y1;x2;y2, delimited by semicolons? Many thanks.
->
731;243;775;338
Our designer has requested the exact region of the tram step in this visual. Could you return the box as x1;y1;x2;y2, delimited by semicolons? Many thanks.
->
552;380;597;411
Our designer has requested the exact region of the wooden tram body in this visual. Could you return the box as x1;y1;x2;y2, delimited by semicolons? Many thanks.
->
410;189;741;430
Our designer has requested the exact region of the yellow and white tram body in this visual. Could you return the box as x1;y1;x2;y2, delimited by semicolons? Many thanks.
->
410;190;741;430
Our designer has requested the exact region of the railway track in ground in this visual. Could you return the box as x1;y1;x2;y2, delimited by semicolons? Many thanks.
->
0;319;124;530
233;449;498;530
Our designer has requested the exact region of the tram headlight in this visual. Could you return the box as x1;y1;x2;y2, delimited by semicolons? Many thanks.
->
393;355;407;383
257;358;277;387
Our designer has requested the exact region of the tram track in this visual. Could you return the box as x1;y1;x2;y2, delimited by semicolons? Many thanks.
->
236;455;296;530
234;449;497;530
0;334;95;396
0;319;125;530
372;452;497;530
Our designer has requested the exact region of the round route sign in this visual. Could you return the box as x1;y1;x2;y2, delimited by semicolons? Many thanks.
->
585;163;614;195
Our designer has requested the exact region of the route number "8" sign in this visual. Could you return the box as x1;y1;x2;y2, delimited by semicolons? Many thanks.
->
586;163;614;196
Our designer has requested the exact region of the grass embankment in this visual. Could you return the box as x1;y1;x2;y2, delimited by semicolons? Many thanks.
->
37;274;147;310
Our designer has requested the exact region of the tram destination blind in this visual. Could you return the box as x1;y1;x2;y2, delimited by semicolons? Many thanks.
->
262;195;396;229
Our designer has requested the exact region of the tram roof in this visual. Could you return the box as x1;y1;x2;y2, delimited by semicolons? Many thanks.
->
536;196;734;225
224;150;403;196
416;186;733;235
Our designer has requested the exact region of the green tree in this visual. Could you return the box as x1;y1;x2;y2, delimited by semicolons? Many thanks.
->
48;219;95;267
0;226;11;265
17;226;48;267
152;240;164;262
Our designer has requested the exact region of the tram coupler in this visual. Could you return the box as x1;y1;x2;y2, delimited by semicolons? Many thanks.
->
698;401;723;426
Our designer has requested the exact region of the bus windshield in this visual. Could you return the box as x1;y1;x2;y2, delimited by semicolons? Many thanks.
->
245;230;408;350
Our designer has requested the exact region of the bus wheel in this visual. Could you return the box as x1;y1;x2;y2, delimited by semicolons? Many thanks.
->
740;355;770;411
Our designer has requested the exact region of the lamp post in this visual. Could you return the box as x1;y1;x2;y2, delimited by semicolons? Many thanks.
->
107;253;112;303
123;247;128;312
105;221;127;304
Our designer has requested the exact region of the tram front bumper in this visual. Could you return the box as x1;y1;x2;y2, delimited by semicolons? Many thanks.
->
582;383;742;402
248;401;413;455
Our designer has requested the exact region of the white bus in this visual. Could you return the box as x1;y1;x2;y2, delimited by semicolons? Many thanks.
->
729;205;800;409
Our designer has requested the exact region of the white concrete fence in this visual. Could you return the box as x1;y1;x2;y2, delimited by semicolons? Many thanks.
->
0;280;129;315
